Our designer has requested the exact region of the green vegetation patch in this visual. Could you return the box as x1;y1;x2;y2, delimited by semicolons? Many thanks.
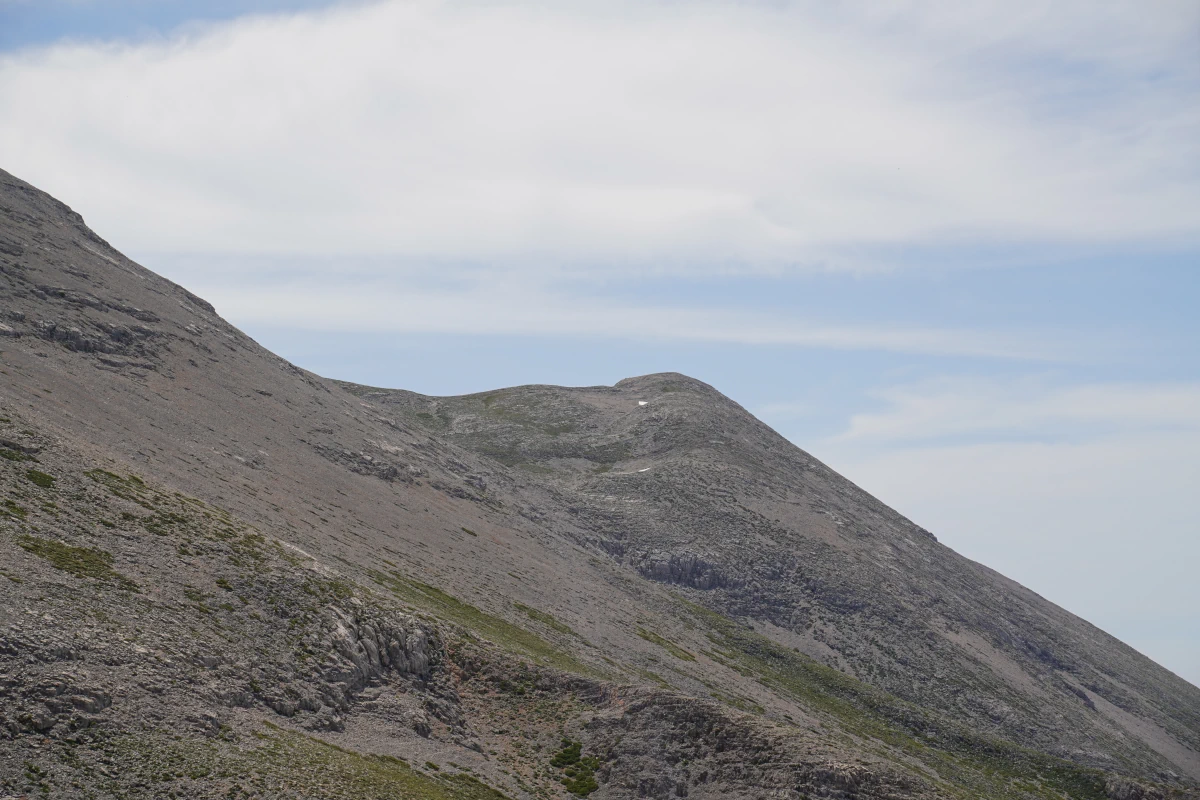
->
635;668;673;689
86;468;156;509
24;469;56;488
412;410;452;430
2;498;27;519
17;534;137;590
251;729;513;800
82;469;269;571
637;627;696;661
370;569;604;678
514;602;576;637
516;462;555;474
683;598;1110;800
541;423;576;436
0;447;32;462
549;739;601;796
93;725;512;800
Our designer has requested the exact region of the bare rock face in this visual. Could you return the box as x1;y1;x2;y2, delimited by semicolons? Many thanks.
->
1;165;1199;800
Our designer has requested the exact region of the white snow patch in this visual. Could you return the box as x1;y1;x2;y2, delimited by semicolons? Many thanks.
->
638;468;651;472
638;401;647;406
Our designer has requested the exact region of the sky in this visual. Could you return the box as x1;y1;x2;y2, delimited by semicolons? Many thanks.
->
0;0;1197;686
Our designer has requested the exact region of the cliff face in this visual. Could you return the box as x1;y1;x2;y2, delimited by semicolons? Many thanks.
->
1;166;1197;799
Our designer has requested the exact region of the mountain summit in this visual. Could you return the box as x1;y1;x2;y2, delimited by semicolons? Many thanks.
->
2;166;1197;799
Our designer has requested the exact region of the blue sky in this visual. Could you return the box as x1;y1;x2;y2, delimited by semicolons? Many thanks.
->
0;1;340;50
1;0;1198;686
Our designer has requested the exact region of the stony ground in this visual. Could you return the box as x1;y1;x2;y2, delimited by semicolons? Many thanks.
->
2;166;1198;799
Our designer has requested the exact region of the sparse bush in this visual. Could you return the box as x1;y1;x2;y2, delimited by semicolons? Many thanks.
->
550;740;600;796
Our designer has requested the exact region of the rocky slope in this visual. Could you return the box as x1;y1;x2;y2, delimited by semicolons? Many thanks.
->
345;377;1200;780
1;166;1197;800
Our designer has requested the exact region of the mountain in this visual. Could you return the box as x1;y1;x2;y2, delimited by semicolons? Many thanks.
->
1;165;1197;800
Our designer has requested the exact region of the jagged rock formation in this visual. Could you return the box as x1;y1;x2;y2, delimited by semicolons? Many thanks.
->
1;166;1198;799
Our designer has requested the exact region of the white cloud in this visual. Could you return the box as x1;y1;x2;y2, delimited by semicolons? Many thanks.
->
0;0;1197;270
817;377;1200;685
838;377;1200;443
187;273;1072;359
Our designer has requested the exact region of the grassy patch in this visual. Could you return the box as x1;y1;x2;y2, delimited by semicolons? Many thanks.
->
370;570;603;678
706;688;765;715
82;469;269;570
17;534;137;590
637;627;696;661
0;448;32;462
516;462;555;474
24;469;55;488
635;668;673;689
514;602;577;637
682;597;1110;800
2;498;27;519
412;411;451;430
86;468;155;509
96;725;512;800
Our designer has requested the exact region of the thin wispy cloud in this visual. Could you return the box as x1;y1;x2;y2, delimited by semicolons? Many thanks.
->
197;278;1076;360
837;377;1200;444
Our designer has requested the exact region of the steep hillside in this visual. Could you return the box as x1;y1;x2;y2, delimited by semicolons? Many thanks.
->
1;166;1197;800
344;377;1200;781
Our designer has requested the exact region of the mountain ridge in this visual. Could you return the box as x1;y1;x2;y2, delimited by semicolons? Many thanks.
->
2;165;1197;799
339;374;1200;766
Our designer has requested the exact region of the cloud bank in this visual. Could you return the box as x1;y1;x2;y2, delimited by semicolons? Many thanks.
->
1;0;1198;268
